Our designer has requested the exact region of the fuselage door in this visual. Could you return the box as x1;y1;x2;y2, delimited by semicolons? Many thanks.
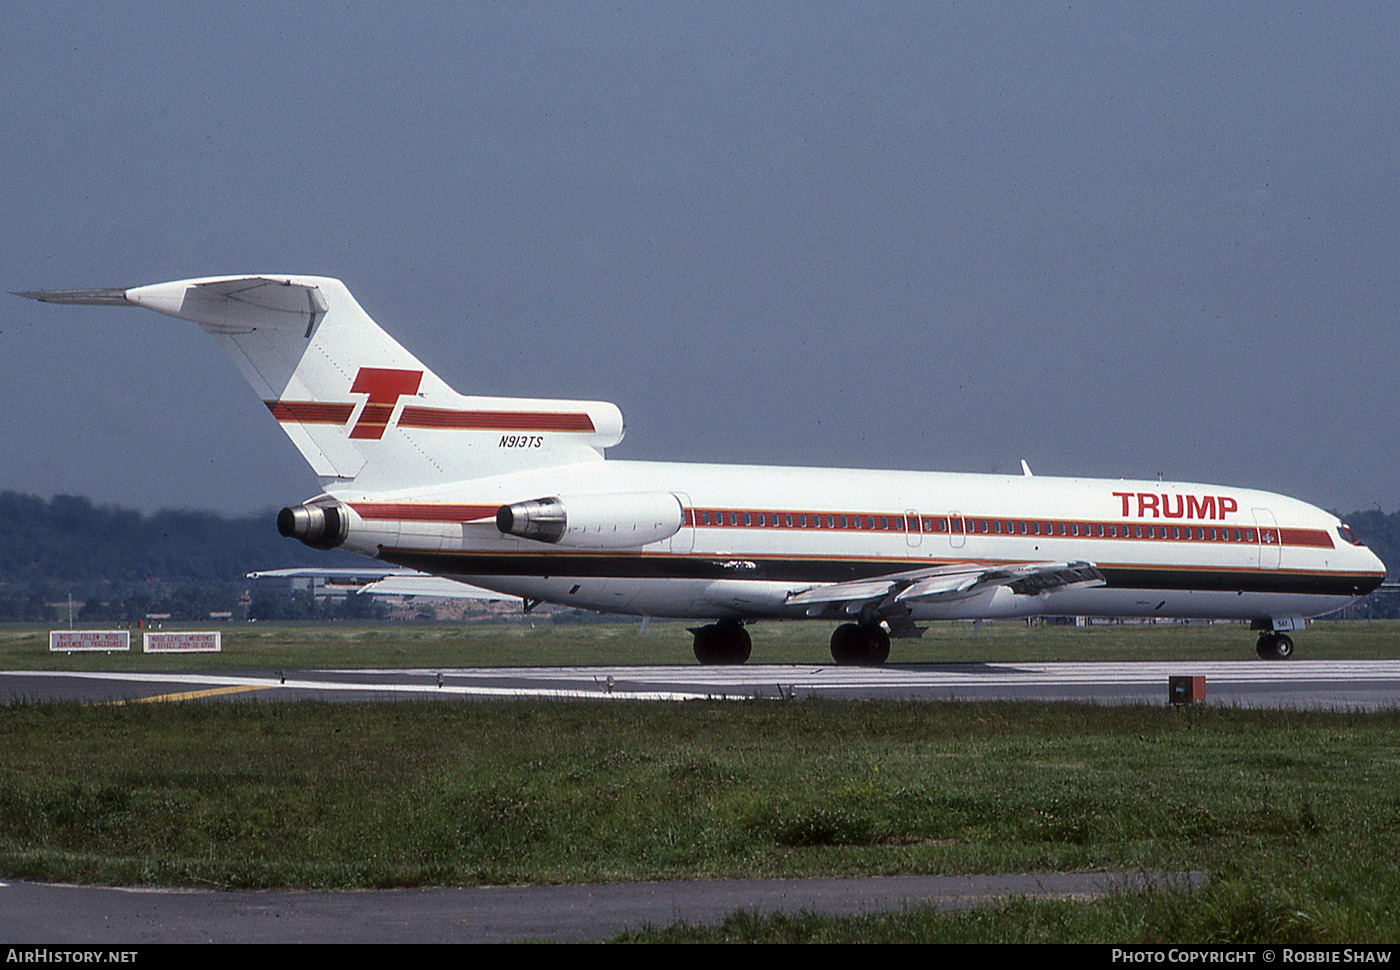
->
1253;508;1281;570
905;509;922;548
948;511;966;549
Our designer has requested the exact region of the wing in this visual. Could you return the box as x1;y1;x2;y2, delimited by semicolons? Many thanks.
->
246;567;506;600
785;560;1105;632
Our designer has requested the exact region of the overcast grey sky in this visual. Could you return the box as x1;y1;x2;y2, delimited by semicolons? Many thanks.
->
3;2;1397;517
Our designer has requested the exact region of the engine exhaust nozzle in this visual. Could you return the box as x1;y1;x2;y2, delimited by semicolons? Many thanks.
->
496;497;567;544
277;502;349;549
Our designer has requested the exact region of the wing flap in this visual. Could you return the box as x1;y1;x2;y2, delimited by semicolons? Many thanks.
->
247;567;505;600
785;560;1106;612
785;577;901;606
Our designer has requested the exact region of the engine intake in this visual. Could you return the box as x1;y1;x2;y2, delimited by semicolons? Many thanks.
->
277;501;349;550
497;492;683;549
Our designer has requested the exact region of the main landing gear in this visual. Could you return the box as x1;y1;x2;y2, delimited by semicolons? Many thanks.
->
829;622;890;666
1255;631;1295;661
690;620;752;665
689;621;893;666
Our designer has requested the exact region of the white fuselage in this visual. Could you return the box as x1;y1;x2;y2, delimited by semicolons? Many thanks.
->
328;459;1386;624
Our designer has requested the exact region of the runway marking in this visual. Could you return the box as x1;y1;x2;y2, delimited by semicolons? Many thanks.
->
4;669;718;702
382;660;1400;690
111;684;278;705
6;661;1400;705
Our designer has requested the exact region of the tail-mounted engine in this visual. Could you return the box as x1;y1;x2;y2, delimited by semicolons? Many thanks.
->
277;500;350;550
496;492;683;549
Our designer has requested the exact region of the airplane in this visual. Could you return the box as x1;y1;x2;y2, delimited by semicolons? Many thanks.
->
17;275;1387;664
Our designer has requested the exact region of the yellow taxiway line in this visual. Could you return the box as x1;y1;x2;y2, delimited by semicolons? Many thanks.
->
110;684;278;705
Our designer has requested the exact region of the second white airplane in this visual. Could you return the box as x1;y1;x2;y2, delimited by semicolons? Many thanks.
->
19;276;1386;664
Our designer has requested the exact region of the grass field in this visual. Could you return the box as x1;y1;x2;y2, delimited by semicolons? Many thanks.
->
3;618;1400;943
2;698;1400;942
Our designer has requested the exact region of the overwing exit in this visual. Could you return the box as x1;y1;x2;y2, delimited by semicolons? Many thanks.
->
18;276;1386;664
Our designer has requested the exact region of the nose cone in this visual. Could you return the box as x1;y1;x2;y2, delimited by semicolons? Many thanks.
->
1344;541;1387;596
1360;545;1388;590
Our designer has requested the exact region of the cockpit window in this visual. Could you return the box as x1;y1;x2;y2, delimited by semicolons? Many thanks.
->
1337;524;1365;546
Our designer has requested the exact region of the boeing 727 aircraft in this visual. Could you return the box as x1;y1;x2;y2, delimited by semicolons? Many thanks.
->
18;276;1386;664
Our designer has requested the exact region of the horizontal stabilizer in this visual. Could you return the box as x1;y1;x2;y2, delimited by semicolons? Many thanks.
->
14;288;132;305
124;276;329;335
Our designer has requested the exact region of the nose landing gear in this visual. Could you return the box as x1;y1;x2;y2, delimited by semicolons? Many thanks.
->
1255;631;1295;660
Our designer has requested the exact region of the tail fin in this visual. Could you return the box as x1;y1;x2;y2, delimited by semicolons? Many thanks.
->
20;276;624;491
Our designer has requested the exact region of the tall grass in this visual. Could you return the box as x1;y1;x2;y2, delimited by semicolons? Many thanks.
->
2;698;1398;939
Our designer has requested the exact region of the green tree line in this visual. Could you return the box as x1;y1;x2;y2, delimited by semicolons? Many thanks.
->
0;492;376;622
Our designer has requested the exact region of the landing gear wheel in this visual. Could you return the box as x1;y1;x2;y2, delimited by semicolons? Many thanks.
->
829;623;891;666
691;622;752;665
1256;632;1295;660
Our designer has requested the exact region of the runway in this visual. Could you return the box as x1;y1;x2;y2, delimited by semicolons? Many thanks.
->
4;659;1400;708
0;871;1206;943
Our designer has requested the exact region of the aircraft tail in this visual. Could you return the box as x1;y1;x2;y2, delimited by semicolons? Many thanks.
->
19;276;624;492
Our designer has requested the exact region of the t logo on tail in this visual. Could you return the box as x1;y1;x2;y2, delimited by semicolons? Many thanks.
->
348;367;423;440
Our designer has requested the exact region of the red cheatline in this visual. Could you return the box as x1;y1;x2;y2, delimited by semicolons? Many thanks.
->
265;401;596;433
399;406;595;432
265;401;355;423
